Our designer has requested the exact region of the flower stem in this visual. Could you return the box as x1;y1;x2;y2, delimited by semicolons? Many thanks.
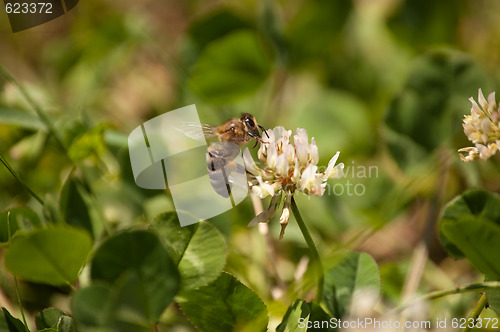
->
392;281;500;313
0;154;44;205
291;196;324;303
463;293;488;332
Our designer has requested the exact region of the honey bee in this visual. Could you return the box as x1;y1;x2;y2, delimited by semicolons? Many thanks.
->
203;113;266;199
202;113;266;147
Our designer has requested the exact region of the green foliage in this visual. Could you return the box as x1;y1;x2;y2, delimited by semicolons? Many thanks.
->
388;0;465;48
286;0;352;67
59;177;93;236
151;212;226;291
323;251;381;318
0;108;44;130
439;189;500;259
5;227;92;286
36;308;69;330
55;316;75;332
90;230;180;323
276;300;310;332
439;190;500;316
188;9;252;51
35;307;75;332
67;123;107;164
71;284;111;330
277;300;336;332
441;218;500;279
188;30;272;104
179;272;268;332
0;208;42;244
385;49;489;170
2;0;500;330
1;308;27;332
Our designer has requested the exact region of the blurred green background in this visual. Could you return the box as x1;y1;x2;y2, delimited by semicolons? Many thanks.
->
1;0;500;330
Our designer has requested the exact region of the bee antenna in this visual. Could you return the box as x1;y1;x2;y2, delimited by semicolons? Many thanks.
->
258;125;269;138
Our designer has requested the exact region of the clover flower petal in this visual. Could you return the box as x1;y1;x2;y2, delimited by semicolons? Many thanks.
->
245;127;344;237
459;89;500;162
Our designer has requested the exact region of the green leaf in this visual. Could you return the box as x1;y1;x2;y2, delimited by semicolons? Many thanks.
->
384;49;489;170
0;208;42;244
107;272;158;332
56;316;75;332
276;300;310;332
441;217;500;280
188;30;272;104
5;227;92;286
1;308;27;332
43;194;63;224
71;284;111;330
35;308;74;332
90;230;180;323
388;0;465;48
188;9;252;51
0;108;45;130
439;191;500;315
36;308;68;330
323;251;380;318
308;303;335;331
67;124;106;163
73;280;156;332
439;189;500;259
487;287;500;317
286;0;352;67
277;302;334;332
293;89;374;157
151;212;226;290
179;272;268;332
59;177;93;236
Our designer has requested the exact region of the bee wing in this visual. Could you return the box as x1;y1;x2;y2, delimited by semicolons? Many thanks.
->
206;142;247;198
180;122;217;142
206;142;241;170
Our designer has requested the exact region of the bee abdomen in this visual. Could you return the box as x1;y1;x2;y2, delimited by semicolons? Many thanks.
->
206;142;243;198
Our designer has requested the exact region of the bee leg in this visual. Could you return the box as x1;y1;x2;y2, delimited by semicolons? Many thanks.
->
247;132;257;139
247;132;261;148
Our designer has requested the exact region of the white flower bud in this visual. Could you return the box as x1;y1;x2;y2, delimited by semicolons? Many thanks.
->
251;175;274;198
488;91;497;113
310;137;319;165
295;141;309;165
243;148;260;176
478;88;488;113
275;153;289;177
285;144;295;164
267;143;277;168
299;164;318;192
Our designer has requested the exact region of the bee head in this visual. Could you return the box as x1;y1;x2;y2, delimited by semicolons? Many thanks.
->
240;113;269;147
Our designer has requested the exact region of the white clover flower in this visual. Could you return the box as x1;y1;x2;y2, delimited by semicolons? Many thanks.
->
459;89;500;162
244;126;344;239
